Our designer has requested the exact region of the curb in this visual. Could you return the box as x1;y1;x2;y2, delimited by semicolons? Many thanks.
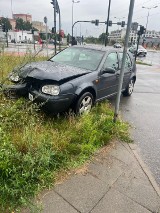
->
128;143;160;198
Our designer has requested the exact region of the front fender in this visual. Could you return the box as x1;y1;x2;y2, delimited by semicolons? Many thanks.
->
75;83;97;96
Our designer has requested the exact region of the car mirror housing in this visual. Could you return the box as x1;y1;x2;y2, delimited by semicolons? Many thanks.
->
102;67;116;74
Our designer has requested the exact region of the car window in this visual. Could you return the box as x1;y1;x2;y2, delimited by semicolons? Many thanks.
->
54;49;76;62
103;52;119;70
50;47;105;71
119;53;132;68
79;53;91;61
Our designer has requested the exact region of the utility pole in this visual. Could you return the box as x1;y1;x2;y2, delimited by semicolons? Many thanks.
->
6;30;8;48
135;32;140;61
44;16;48;57
59;9;61;51
72;0;80;45
105;0;111;46
54;0;57;55
142;6;158;34
114;0;135;122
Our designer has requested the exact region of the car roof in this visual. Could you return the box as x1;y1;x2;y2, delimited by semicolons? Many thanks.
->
71;45;123;52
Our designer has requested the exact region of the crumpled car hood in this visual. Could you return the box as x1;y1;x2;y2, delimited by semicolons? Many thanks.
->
19;61;90;82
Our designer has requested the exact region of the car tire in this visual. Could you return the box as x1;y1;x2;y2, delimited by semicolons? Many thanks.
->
75;92;94;115
122;78;135;96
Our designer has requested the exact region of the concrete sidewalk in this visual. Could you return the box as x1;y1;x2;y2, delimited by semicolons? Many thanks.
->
25;141;160;213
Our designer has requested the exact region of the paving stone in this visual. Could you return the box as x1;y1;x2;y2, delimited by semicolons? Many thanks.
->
91;188;151;213
114;173;160;212
55;173;109;213
109;141;137;166
88;155;125;186
40;190;79;213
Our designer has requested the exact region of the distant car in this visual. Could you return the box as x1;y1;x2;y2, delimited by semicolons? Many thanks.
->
5;46;136;114
129;45;147;57
113;43;122;48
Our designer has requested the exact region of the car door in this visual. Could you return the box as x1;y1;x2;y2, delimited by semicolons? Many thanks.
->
118;52;132;89
97;52;119;100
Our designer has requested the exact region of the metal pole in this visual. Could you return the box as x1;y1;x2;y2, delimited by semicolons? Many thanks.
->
72;1;74;45
105;0;111;46
54;0;57;54
46;22;48;57
113;0;135;122
135;33;140;61
146;10;150;32
59;10;61;51
6;31;8;48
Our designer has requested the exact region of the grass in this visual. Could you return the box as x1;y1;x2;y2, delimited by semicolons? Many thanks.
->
0;53;131;212
136;60;152;66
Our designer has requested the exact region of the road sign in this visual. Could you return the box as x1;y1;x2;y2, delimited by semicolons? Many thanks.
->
44;16;47;24
131;22;138;31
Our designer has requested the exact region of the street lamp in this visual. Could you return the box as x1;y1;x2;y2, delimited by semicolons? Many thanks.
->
142;5;158;35
114;16;125;21
72;0;80;43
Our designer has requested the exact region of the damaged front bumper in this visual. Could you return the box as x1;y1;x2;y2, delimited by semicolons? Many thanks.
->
3;83;28;98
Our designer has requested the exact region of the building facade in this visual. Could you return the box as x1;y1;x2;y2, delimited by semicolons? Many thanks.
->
32;21;49;33
13;14;32;23
7;31;33;43
109;29;138;43
145;30;160;38
109;29;160;45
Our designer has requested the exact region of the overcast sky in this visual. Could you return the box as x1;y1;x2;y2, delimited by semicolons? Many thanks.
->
0;0;160;37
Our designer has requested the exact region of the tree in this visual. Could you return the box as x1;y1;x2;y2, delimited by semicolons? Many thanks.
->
85;36;98;44
15;18;24;30
0;17;12;30
16;18;32;31
98;33;106;44
110;39;116;45
24;21;32;31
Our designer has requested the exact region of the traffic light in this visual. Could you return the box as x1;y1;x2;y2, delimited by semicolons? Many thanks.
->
131;22;138;31
95;19;99;26
121;21;125;27
50;0;59;13
52;27;55;34
140;26;146;35
108;20;112;26
2;24;6;32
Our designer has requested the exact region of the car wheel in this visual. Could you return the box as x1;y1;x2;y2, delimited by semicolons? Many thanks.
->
75;92;94;115
122;78;134;96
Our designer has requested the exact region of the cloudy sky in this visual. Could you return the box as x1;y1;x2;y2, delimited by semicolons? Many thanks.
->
0;0;160;37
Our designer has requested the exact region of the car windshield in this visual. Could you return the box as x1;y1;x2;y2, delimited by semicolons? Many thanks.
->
50;47;105;71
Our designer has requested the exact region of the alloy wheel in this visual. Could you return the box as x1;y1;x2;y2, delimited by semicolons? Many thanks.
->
79;96;93;115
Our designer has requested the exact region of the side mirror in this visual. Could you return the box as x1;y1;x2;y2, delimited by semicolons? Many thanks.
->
102;67;116;74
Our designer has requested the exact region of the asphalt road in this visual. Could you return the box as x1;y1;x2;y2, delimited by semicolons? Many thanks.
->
110;52;160;186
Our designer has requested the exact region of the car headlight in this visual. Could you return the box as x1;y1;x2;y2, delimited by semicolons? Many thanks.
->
9;73;20;82
42;85;60;96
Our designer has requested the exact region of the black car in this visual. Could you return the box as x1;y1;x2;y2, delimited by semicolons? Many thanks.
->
5;46;136;114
